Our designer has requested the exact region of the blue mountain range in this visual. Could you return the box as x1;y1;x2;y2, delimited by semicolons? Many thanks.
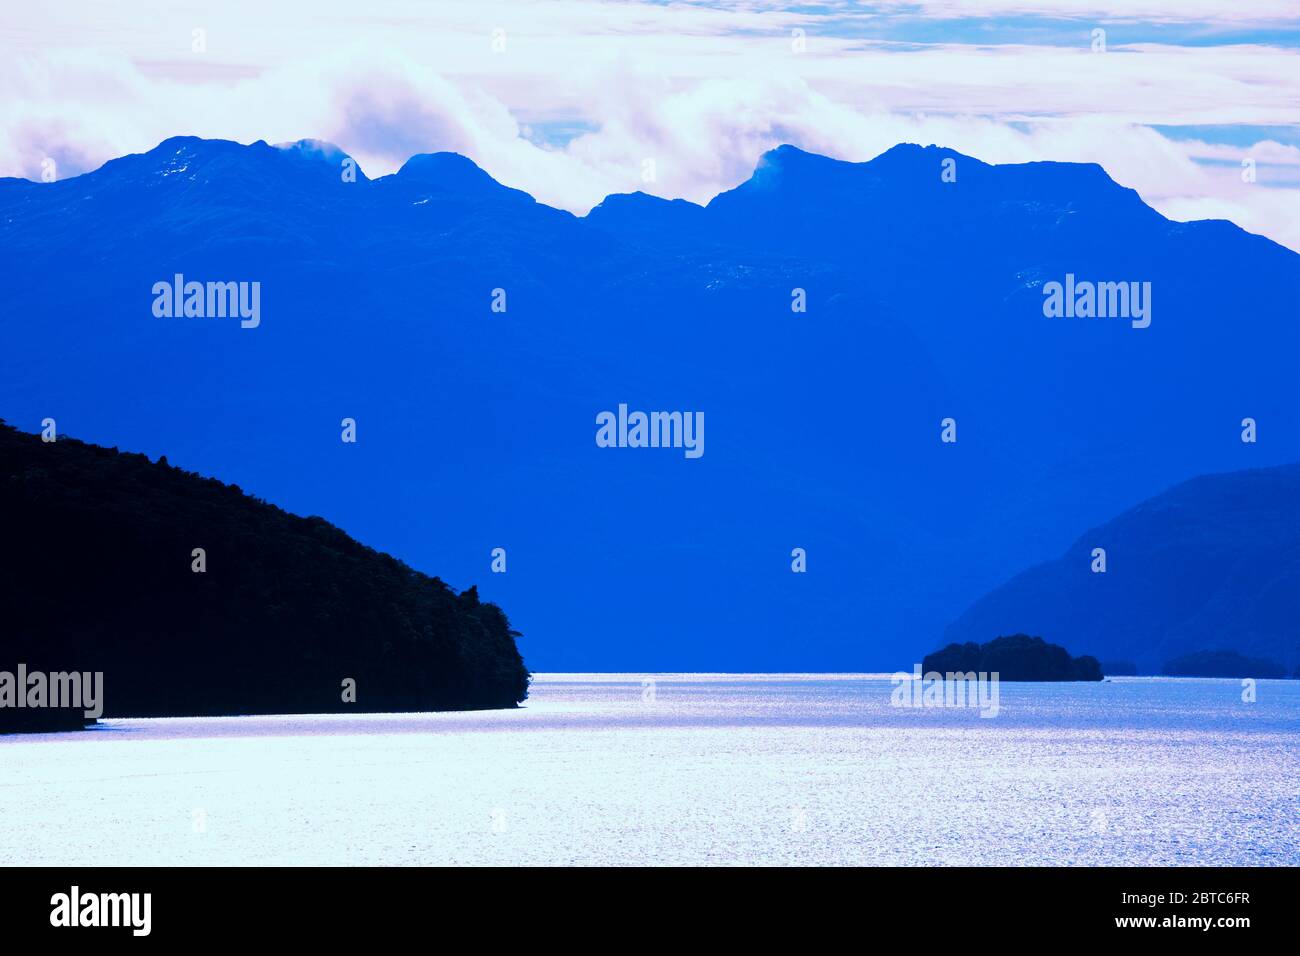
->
946;463;1300;673
2;136;1298;670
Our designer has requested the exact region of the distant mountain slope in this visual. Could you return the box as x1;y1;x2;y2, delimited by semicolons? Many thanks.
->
944;464;1300;673
0;422;529;716
2;136;1299;669
1162;650;1288;679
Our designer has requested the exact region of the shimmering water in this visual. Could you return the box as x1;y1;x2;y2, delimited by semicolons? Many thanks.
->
1;675;1296;865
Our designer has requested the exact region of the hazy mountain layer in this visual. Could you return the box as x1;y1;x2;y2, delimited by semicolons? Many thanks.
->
3;137;1298;669
945;465;1300;673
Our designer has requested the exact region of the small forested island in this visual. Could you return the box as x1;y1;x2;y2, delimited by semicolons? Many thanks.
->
0;421;529;733
922;634;1102;681
1162;650;1287;679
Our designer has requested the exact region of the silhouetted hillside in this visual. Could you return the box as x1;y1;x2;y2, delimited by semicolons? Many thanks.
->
922;634;1102;681
0;421;529;722
945;464;1300;673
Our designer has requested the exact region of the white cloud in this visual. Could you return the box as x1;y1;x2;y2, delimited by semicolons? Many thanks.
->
863;0;1299;22
1;1;1298;251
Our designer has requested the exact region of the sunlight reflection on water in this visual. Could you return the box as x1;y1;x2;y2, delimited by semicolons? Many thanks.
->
1;675;1295;865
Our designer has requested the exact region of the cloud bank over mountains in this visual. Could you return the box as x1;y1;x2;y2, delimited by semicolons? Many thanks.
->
3;0;1299;249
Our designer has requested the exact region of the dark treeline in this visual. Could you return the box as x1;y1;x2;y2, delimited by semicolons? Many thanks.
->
922;634;1103;681
0;421;529;726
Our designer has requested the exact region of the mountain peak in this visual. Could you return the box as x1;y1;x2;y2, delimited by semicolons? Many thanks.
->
272;138;368;183
88;135;259;184
753;142;975;175
712;144;860;204
869;142;978;167
753;143;856;177
759;143;824;164
584;190;705;235
588;190;704;213
274;137;348;159
394;152;504;191
274;137;362;167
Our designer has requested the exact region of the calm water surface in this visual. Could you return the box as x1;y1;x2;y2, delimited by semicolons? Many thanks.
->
1;675;1296;865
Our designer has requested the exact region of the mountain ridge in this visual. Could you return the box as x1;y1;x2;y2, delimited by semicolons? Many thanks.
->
4;135;1290;253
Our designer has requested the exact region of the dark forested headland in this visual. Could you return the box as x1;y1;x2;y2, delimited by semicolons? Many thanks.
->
0;421;529;728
